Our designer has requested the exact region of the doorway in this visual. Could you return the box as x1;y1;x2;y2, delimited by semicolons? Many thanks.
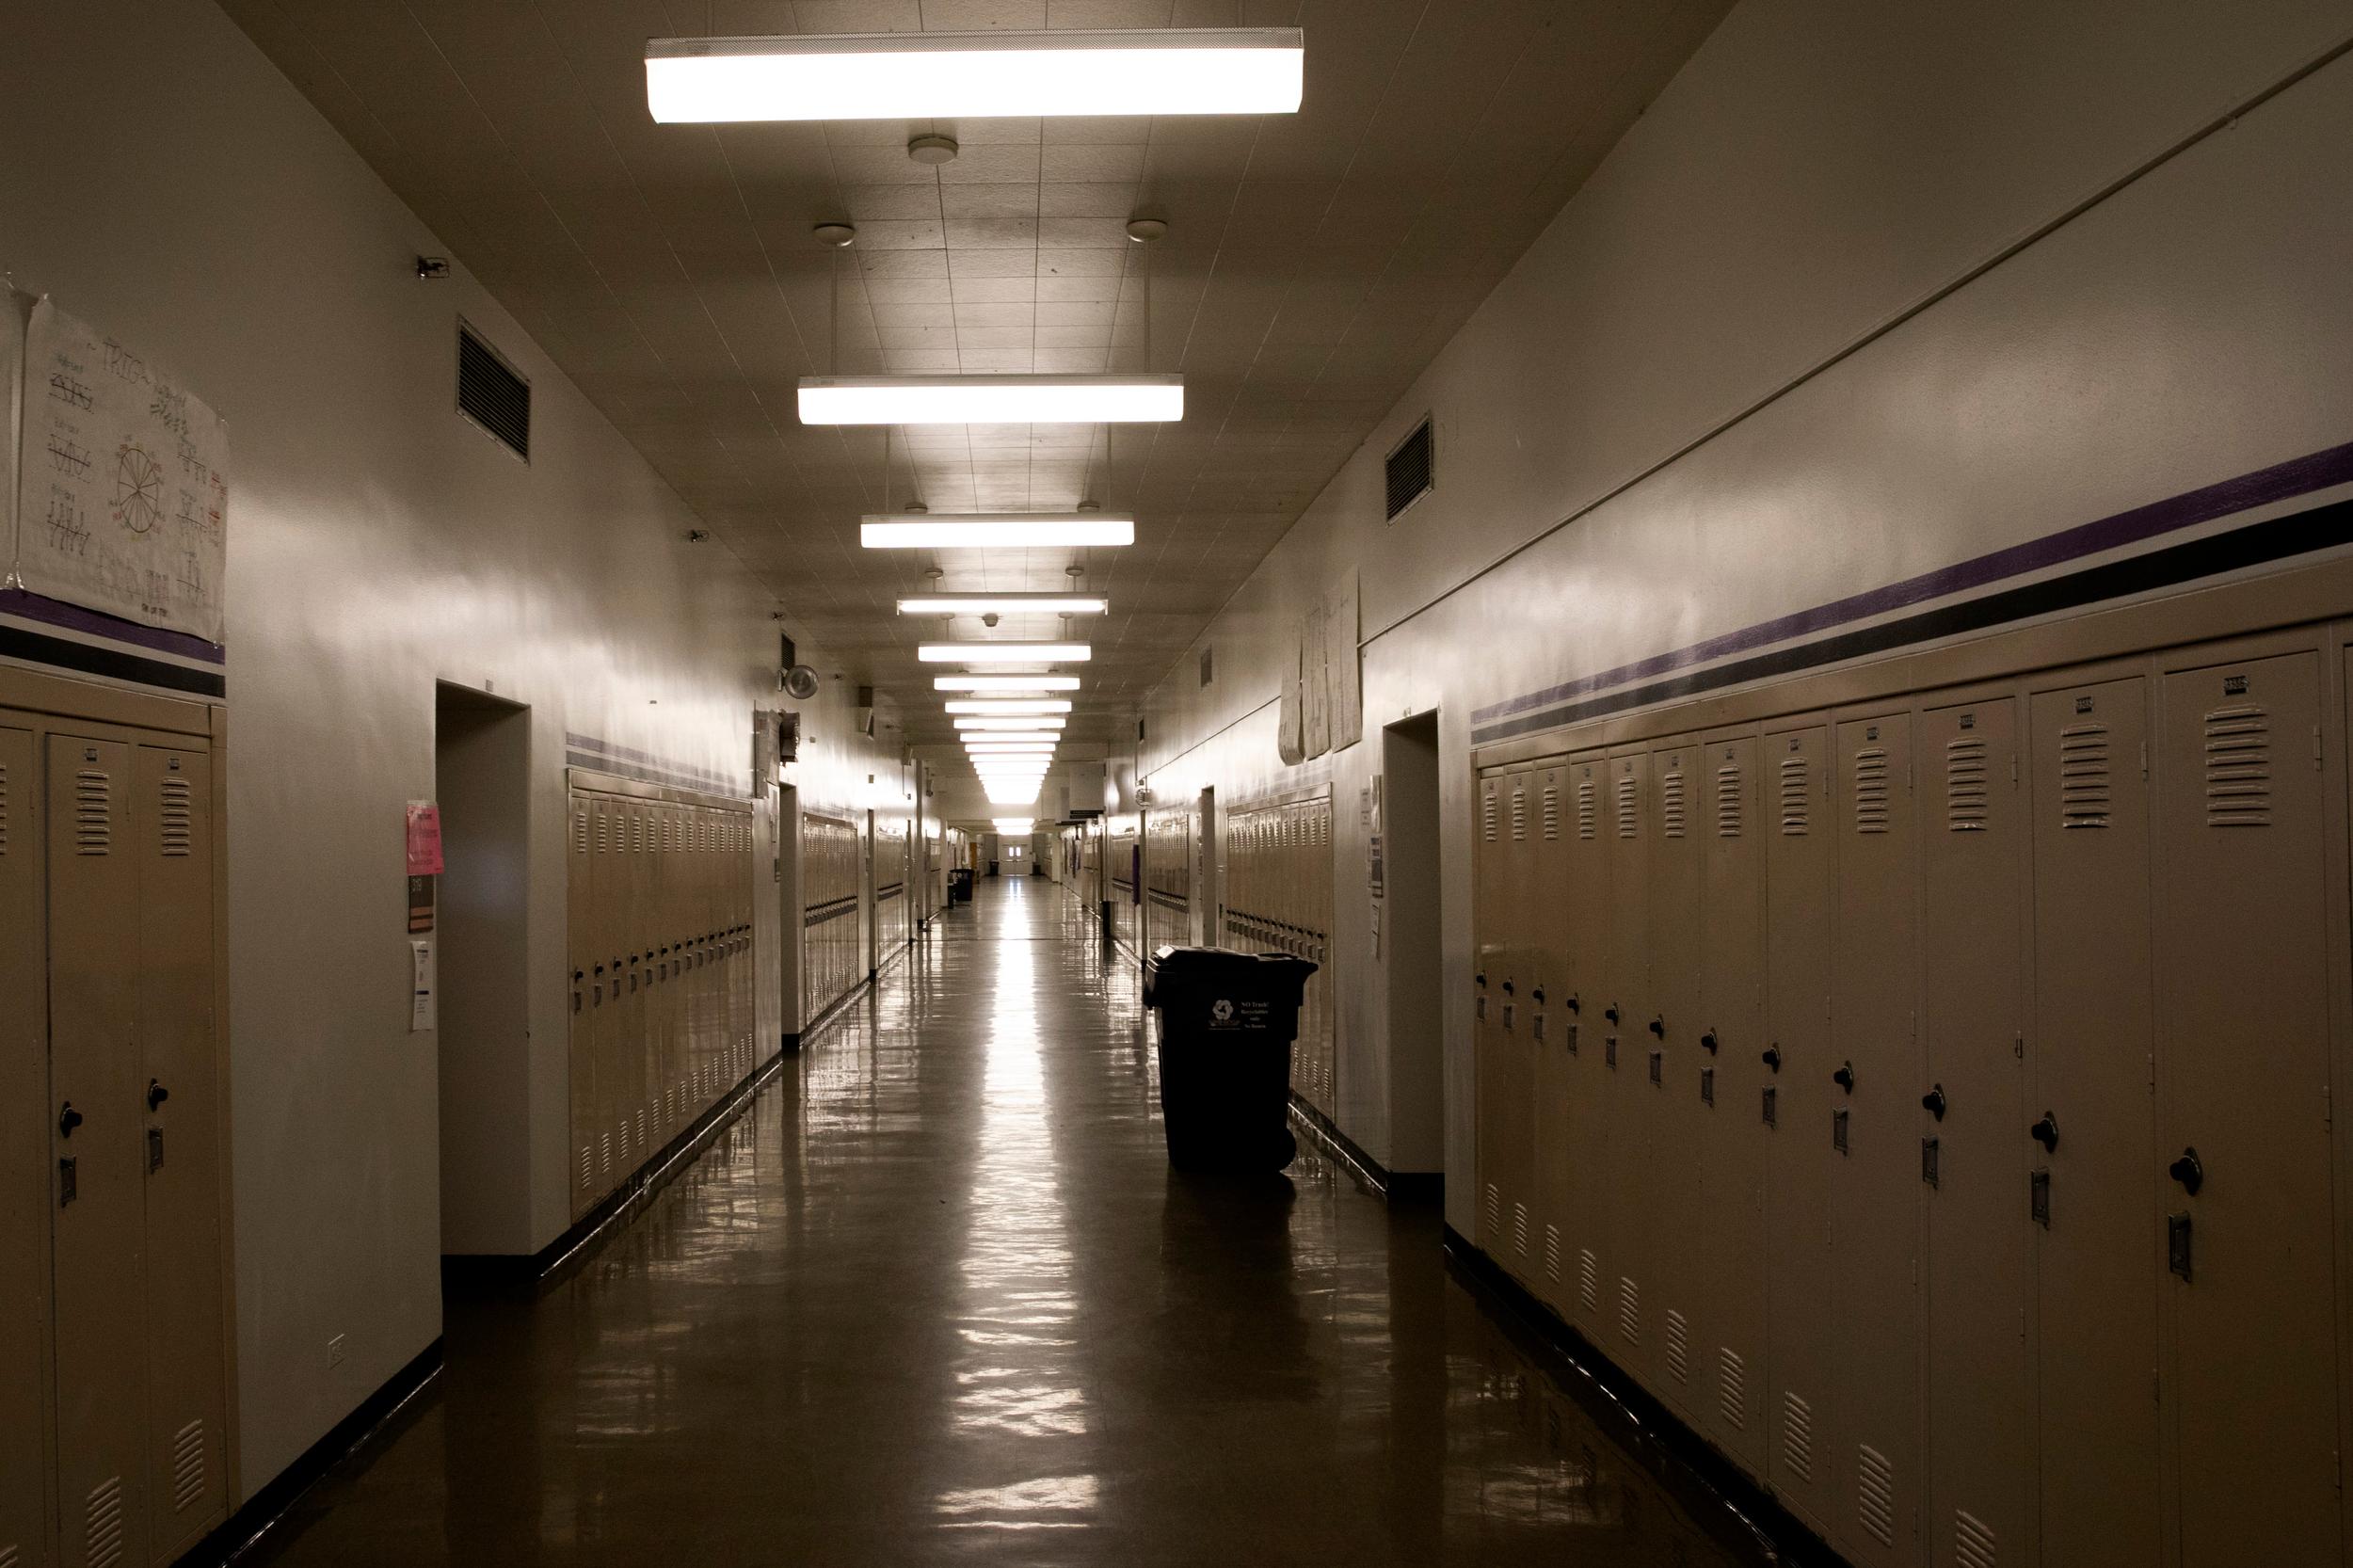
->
1195;786;1218;946
1382;712;1444;1179
433;682;533;1256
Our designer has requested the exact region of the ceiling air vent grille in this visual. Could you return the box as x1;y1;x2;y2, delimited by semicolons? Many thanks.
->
1385;416;1433;520
457;323;531;460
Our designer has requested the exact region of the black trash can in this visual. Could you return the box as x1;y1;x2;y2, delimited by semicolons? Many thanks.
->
1145;945;1319;1172
948;868;974;904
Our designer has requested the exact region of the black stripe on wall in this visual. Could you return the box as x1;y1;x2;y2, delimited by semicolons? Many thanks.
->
0;624;226;697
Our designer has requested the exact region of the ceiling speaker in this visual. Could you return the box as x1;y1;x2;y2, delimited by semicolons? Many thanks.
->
782;664;821;700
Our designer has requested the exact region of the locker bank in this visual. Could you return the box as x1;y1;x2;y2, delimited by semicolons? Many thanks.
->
3;2;2351;1565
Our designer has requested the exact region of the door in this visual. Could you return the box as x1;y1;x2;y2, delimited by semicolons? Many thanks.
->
1527;760;1570;1299
0;722;47;1568
1918;697;2031;1568
1558;750;1614;1338
1497;767;1536;1276
1830;712;1922;1568
1473;771;1510;1252
1603;746;1654;1378
1764;721;1836;1533
1646;736;1706;1417
2027;674;2161;1566
48;733;151;1568
2157;649;2340;1567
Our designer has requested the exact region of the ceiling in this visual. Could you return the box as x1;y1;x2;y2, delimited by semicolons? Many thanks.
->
222;0;1728;763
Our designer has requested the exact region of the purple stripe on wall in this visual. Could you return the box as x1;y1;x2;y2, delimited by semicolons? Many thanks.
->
1473;439;2353;725
0;587;227;664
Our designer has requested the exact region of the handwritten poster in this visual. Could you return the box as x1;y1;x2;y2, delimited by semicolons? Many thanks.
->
405;801;445;876
16;299;229;642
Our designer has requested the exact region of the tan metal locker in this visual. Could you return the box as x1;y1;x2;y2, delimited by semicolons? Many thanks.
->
0;723;49;1568
47;734;151;1568
2156;649;2341;1568
1555;750;1614;1338
1917;697;2030;1568
1698;729;1768;1474
1498;766;1537;1278
567;793;594;1216
1527;760;1573;1306
133;745;227;1559
1829;711;1922;1568
2025;675;2160;1567
1763;722;1835;1533
1603;746;1654;1378
1645;736;1706;1418
1474;771;1510;1253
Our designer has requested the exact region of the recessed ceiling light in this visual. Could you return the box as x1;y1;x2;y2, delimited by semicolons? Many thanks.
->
867;515;1135;550
955;716;1066;730
645;29;1305;122
946;698;1072;713
934;675;1082;693
920;643;1090;664
899;594;1108;616
993;818;1036;834
805;376;1180;426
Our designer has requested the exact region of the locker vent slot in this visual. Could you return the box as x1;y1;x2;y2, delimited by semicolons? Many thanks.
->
1481;790;1497;842
171;1417;206;1511
74;769;112;855
595;813;608;853
577;1144;592;1191
1544;1224;1562;1284
160;776;195;856
1540;783;1560;840
0;760;9;854
84;1476;125;1568
1715;762;1742;837
1857;1443;1897;1545
1510;786;1527;841
1944;736;1990;831
2201;705;2272;826
1616;1277;1641;1346
1852;748;1891;833
2057;723;2112;828
573;807;589;854
1664;1309;1689;1384
1511;1202;1529;1257
1777;757;1810;836
1578;1250;1598;1313
1577;777;1597;840
1483;1183;1500;1241
1;1543;18;1568
1661;768;1688;839
1615;776;1639;839
600;1131;612;1175
1781;1393;1813;1481
1956;1509;1997;1568
1717;1349;1746;1430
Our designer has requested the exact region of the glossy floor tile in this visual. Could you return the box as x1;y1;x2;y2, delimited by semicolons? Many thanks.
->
244;877;1791;1567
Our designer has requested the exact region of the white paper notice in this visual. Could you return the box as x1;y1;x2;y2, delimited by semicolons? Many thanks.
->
409;938;437;1032
19;299;229;642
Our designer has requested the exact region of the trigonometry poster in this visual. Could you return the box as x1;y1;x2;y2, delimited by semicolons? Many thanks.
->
16;298;228;643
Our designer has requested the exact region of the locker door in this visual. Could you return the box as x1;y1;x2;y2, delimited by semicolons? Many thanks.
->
1700;730;1768;1475
1830;712;1922;1568
0;723;49;1568
568;793;597;1217
1499;767;1536;1277
1765;723;1835;1532
47;734;150;1568
1603;747;1654;1378
134;744;226;1558
1918;698;2030;1568
1557;750;1614;1337
1528;760;1573;1306
1474;772;1510;1252
1646;738;1705;1416
2026;676;2160;1566
2157;650;2340;1568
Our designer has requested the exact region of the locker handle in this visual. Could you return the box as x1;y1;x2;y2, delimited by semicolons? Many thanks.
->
2169;1146;2204;1196
1761;1046;1782;1073
147;1079;169;1112
1832;1062;1853;1093
1604;1004;1621;1025
1532;987;1545;1004
1564;994;1579;1015
1647;1016;1665;1039
1501;980;1513;995
1475;972;1486;987
1920;1084;1945;1122
58;1102;84;1138
2030;1112;2059;1154
1700;1030;1718;1054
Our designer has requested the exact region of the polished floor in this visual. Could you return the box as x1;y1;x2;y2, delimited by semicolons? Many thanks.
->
246;876;1791;1567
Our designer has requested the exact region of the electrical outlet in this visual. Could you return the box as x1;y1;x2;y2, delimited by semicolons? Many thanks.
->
328;1334;345;1368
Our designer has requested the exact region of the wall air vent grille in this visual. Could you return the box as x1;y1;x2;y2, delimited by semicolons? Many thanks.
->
1541;783;1560;840
171;1417;206;1511
1660;767;1688;839
457;323;531;460
2058;723;2112;828
1957;1510;1998;1568
1778;756;1810;835
74;769;111;856
1853;747;1891;833
1615;776;1639;839
1384;416;1433;520
1577;776;1597;840
1716;762;1742;837
160;776;194;856
1717;1349;1747;1430
1945;736;1990;831
2202;704;2272;826
1781;1392;1813;1481
1858;1444;1897;1545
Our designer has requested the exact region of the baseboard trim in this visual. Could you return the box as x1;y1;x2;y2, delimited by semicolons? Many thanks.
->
1286;1094;1443;1204
1440;1224;1843;1568
182;1336;444;1566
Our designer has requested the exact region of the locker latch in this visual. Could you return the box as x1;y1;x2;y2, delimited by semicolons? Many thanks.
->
148;1127;165;1175
1920;1136;1939;1188
58;1158;76;1208
2029;1169;2051;1228
1761;1086;1777;1128
1833;1108;1849;1155
1605;1036;1618;1069
1700;1067;1714;1107
1565;1023;1578;1056
1647;1049;1662;1085
2168;1212;2193;1281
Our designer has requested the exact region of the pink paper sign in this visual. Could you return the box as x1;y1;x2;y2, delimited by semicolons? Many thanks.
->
406;802;444;876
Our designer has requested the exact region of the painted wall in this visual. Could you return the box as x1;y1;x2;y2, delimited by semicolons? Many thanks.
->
0;0;900;1499
1138;0;2353;1212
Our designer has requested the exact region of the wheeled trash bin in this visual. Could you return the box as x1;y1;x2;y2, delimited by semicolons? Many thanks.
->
948;867;974;904
1145;945;1319;1172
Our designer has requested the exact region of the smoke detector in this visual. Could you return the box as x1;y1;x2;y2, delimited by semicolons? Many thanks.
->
908;135;959;166
1125;217;1168;243
812;222;856;247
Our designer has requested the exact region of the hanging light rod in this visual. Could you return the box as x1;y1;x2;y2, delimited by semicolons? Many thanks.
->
946;700;1073;715
899;593;1107;616
919;642;1090;664
806;375;1181;426
646;29;1304;123
935;675;1082;693
867;514;1135;550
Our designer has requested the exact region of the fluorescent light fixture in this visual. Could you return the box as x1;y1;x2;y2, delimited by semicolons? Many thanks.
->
866;514;1136;550
945;700;1072;715
920;643;1090;664
899;594;1107;616
807;376;1181;426
965;744;1057;754
956;717;1066;731
646;29;1304;123
993;818;1036;835
935;676;1082;693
